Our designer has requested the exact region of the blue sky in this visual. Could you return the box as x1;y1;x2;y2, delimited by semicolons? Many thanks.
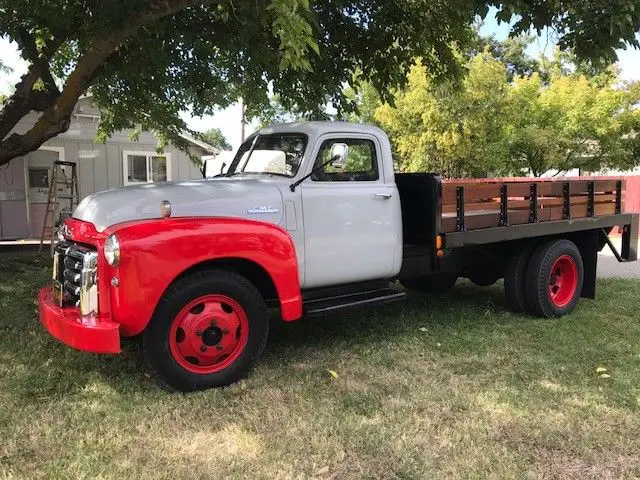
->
479;12;640;82
1;9;639;151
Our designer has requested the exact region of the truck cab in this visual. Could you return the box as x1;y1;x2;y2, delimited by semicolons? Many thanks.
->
230;122;403;288
38;121;638;391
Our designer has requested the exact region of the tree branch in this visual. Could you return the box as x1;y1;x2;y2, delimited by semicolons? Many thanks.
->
0;0;223;166
14;28;40;64
560;137;589;169
0;34;65;141
0;70;42;141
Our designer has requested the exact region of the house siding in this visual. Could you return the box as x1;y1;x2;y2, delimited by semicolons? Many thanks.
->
0;98;209;239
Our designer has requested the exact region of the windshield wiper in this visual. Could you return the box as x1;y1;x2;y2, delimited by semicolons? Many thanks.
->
290;154;339;192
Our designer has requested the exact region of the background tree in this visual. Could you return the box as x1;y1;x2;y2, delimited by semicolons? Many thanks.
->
467;32;541;81
198;127;231;150
369;37;640;178
255;94;311;128
505;68;640;176
1;0;640;167
375;52;512;177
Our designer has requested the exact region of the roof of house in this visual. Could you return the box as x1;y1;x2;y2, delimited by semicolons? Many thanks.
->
178;132;219;155
73;96;219;155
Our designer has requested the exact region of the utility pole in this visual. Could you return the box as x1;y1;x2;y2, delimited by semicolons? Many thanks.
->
240;98;246;142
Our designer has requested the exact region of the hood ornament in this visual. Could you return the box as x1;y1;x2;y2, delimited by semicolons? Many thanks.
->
160;200;172;218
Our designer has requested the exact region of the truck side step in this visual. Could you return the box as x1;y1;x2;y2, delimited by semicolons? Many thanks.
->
304;288;406;316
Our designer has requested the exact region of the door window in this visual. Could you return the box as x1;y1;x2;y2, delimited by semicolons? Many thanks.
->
312;138;379;182
124;153;170;185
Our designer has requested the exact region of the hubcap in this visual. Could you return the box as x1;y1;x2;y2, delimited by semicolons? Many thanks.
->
548;255;578;308
168;294;249;374
202;326;223;346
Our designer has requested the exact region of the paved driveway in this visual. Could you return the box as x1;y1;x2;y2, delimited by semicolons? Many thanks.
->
598;237;640;278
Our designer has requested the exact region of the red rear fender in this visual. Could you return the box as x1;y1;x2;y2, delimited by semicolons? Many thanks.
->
103;217;302;336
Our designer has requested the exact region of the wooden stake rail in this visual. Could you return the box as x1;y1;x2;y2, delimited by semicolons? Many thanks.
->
441;178;623;233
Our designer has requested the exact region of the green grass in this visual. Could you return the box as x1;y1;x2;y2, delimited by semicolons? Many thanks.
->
1;253;640;479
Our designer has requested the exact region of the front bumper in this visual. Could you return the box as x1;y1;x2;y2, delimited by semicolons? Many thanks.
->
38;287;120;353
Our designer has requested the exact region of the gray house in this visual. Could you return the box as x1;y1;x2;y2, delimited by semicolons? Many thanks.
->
0;97;216;240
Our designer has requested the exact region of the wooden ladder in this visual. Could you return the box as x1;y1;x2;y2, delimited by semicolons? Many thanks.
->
39;161;79;255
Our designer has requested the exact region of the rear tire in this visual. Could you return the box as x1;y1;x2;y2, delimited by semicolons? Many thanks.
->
525;239;584;318
504;244;535;313
400;274;458;293
142;269;269;392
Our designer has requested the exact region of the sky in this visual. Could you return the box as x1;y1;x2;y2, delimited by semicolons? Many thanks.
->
478;13;640;82
1;9;639;152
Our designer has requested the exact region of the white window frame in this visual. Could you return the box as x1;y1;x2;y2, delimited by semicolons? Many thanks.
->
122;150;172;186
38;145;65;162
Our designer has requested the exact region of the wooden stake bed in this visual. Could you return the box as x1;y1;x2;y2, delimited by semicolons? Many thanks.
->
440;177;623;233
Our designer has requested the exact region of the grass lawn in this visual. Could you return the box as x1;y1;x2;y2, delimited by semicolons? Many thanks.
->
1;253;640;479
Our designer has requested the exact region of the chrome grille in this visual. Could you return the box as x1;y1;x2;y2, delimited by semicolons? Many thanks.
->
54;242;98;314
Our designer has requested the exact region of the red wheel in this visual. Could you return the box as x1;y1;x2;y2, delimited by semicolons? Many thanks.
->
169;295;249;374
143;270;269;391
525;239;584;317
547;255;578;308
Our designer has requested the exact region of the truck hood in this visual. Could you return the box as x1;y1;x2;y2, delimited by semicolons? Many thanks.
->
73;177;284;232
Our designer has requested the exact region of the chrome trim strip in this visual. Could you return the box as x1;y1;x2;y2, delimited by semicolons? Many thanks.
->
52;250;60;281
79;251;99;317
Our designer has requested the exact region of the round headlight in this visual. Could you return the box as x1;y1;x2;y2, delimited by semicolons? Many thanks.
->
104;234;120;266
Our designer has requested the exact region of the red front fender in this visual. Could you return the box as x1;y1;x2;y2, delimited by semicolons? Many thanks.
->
103;217;302;336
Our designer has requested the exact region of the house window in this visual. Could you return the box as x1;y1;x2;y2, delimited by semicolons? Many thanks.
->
123;152;171;185
28;168;50;188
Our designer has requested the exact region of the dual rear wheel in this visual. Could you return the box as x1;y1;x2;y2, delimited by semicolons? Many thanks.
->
504;239;584;317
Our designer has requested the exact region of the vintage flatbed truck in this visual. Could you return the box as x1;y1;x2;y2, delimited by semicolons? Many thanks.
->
38;122;638;391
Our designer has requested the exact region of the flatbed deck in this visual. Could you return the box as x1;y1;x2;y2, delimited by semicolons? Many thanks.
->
435;177;637;257
440;177;622;233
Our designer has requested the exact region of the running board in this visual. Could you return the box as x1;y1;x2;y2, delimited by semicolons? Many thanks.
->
304;288;406;316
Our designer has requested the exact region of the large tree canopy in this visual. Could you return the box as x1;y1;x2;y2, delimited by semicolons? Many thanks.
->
1;0;639;166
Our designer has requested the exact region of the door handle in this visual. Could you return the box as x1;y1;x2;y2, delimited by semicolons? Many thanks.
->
375;192;392;199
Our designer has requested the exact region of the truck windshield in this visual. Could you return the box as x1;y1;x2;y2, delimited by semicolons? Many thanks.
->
227;134;307;178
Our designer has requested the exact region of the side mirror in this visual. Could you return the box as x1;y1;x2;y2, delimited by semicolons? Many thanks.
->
329;143;349;169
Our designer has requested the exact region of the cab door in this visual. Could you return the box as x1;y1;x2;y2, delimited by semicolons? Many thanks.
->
300;134;400;288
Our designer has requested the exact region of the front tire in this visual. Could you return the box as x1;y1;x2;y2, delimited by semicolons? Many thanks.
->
525;239;584;318
142;269;269;392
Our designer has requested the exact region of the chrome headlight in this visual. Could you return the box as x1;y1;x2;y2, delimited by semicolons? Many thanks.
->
104;234;120;266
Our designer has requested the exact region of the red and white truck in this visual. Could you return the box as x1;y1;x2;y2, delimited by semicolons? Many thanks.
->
38;122;638;391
